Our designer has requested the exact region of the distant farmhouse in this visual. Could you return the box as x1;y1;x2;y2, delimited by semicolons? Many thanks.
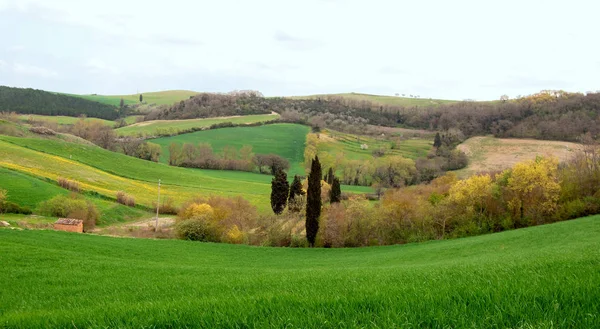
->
54;218;84;233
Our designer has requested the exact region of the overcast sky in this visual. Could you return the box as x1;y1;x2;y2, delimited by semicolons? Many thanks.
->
0;0;599;100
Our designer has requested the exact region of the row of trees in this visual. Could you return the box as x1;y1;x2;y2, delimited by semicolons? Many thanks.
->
169;142;290;174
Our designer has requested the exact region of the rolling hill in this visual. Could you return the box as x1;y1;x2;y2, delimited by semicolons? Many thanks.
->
1;215;598;327
287;92;459;107
71;90;199;106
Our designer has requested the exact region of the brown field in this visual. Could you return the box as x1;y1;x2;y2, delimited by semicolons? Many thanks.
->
456;136;582;177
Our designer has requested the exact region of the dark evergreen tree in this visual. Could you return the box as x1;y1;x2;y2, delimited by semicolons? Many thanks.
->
288;175;305;213
306;156;322;247
120;98;125;108
434;132;442;148
330;177;341;203
139;94;143;103
325;167;334;185
270;169;289;215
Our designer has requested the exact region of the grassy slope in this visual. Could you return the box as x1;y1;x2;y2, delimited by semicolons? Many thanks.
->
152;124;310;176
71;90;198;106
1;216;599;328
17;114;142;127
115;113;280;137
287;92;458;107
0;135;370;212
320;129;432;161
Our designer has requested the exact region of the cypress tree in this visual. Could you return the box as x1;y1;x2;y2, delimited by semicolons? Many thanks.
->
288;175;305;213
325;167;334;185
270;169;289;215
306;156;322;247
330;177;341;203
139;94;143;103
434;132;442;148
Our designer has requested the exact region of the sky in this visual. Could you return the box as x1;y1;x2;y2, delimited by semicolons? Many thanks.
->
0;0;599;100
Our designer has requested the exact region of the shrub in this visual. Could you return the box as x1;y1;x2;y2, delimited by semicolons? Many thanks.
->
180;203;214;220
1;201;32;215
57;177;81;192
39;195;98;232
175;218;219;242
153;197;179;215
116;191;136;207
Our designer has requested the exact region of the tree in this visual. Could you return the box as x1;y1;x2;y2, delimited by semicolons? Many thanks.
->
270;169;289;215
288;175;305;212
306;156;322;246
500;94;509;102
169;143;183;166
119;98;125;108
330;177;341;203
433;132;442;148
139;94;143;103
325;167;334;185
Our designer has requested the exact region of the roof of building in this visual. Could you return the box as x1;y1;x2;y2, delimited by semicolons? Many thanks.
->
55;218;83;225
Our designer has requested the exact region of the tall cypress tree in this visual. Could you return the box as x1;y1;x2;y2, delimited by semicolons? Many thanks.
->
325;167;334;185
433;132;442;148
270;169;289;215
306;156;322;247
288;175;305;213
330;177;341;203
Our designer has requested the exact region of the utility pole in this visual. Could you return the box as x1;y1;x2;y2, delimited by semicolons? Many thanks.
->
155;179;161;232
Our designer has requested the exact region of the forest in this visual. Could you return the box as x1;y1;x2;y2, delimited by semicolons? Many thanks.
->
0;86;120;120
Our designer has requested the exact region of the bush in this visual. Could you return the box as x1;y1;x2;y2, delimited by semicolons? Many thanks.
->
38;195;98;232
175;218;220;242
57;177;81;192
116;191;135;207
153;197;179;215
1;201;32;215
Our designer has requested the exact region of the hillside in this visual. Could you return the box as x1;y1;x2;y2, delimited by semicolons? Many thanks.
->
115;113;279;137
287;92;458;107
0;86;119;120
71;90;199;106
152;124;309;175
457;136;582;177
1;216;598;327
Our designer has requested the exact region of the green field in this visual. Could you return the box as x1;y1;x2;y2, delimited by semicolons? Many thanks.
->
152;124;310;176
319;130;432;161
115;113;280;137
1;216;599;327
0;133;369;213
17;114;142;127
70;90;198;106
288;92;458;107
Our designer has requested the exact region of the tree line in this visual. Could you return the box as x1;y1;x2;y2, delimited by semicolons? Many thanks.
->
0;86;120;120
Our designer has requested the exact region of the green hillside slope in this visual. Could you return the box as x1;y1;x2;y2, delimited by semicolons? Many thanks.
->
287;92;458;107
1;216;598;327
72;90;198;106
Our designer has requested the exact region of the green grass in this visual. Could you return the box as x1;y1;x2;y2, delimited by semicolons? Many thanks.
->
287;92;458;107
115;113;279;137
17;114;142;127
1;216;599;327
70;90;199;106
152;124;310;176
319;130;432;161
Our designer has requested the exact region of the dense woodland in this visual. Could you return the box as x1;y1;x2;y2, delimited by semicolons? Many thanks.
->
0;86;119;120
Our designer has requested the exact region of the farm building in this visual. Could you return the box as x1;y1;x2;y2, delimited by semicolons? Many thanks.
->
53;218;84;233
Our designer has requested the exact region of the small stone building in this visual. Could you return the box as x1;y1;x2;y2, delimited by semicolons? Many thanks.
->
53;218;84;233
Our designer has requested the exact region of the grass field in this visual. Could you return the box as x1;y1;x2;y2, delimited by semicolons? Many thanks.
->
152;123;310;176
1;216;599;327
457;136;582;177
319;129;432;161
115;113;279;137
288;92;458;107
17;114;142;127
70;90;198;106
0;133;369;213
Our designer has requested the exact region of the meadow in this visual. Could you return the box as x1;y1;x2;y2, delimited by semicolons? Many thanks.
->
70;90;199;106
288;92;458;107
1;216;598;328
319;129;432;161
152;123;310;176
457;136;582;177
0;133;369;213
115;113;279;137
17;114;142;127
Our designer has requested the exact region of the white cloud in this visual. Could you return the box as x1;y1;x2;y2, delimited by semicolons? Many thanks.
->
13;63;58;78
0;59;7;71
84;58;120;75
